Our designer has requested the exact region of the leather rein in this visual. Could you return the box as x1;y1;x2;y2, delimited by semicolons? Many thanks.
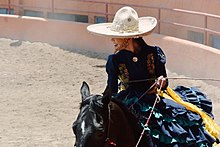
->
105;103;117;146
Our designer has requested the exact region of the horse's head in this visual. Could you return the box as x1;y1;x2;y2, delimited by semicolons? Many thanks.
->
72;82;112;147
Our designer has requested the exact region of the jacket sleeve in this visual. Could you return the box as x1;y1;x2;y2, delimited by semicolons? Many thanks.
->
106;55;118;95
155;46;169;89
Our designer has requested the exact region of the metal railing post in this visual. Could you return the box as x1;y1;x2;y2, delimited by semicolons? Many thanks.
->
8;0;11;14
158;8;161;34
51;0;55;19
204;15;208;45
105;3;108;22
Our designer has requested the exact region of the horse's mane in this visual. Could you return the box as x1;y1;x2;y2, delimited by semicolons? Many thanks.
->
111;98;149;146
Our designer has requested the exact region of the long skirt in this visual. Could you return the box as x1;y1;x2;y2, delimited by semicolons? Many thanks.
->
115;86;217;147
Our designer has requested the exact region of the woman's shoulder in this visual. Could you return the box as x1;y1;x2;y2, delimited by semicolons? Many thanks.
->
144;44;164;52
143;45;166;63
107;52;121;63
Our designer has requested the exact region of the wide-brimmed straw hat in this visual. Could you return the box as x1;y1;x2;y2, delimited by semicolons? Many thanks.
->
87;6;157;38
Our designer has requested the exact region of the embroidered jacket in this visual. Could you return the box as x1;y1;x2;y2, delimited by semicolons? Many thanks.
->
106;45;168;95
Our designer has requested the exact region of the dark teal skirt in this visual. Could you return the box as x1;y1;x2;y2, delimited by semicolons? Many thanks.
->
115;86;217;147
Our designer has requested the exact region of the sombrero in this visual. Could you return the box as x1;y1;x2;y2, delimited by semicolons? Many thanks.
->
87;6;157;38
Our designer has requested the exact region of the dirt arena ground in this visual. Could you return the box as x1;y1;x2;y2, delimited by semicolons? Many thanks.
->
0;38;219;147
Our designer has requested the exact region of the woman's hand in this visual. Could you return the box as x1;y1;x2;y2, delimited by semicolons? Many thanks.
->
156;76;167;90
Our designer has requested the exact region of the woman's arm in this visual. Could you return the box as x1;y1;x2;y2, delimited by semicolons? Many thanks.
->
106;55;119;95
155;47;168;89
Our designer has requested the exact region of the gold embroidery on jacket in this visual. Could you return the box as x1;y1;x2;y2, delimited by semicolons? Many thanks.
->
118;64;129;90
147;53;155;75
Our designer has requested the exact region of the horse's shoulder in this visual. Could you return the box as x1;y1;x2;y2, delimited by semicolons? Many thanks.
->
110;99;150;146
110;99;138;123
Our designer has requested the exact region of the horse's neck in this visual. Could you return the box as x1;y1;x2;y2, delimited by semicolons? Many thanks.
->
108;101;137;146
110;99;138;127
109;100;151;147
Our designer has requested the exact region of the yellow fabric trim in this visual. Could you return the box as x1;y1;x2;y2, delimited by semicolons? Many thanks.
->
158;90;173;100
163;86;220;139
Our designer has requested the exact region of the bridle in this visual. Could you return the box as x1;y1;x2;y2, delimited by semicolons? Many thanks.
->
105;103;117;146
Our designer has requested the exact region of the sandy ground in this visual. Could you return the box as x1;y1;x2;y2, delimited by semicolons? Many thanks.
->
0;38;219;147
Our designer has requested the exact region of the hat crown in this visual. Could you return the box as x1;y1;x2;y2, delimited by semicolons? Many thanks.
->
110;7;139;33
87;6;157;38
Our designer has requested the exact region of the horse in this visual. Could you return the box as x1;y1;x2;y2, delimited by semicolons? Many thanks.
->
72;82;152;147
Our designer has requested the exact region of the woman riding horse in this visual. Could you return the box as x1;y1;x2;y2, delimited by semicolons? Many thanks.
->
87;6;220;146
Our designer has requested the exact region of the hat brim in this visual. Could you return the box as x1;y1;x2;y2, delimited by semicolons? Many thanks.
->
87;17;157;38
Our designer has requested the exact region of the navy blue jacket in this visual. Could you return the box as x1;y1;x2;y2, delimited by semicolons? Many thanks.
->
106;45;168;95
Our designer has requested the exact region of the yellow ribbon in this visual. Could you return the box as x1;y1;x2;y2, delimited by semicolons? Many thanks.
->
160;87;220;140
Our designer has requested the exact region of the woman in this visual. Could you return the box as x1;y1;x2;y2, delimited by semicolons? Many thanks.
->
87;6;219;146
106;37;168;96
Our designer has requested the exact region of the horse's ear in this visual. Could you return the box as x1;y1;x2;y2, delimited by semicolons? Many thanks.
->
102;86;112;105
80;81;90;101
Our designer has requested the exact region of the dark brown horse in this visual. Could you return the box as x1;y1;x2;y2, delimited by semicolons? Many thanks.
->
72;82;152;147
